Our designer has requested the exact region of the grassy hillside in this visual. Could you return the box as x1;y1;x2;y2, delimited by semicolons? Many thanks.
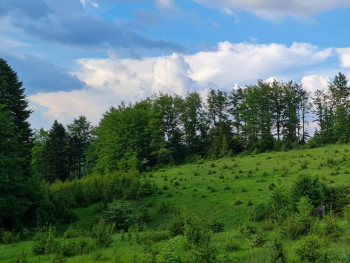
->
2;144;350;262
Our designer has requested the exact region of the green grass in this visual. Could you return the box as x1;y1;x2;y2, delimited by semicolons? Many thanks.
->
2;144;350;262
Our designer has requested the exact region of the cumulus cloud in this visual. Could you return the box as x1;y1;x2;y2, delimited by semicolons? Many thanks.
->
30;41;335;127
187;41;332;88
336;48;350;67
193;0;350;19
152;54;197;96
301;75;329;93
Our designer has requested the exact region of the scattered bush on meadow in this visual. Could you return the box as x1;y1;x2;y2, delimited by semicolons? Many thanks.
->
294;235;330;263
103;200;136;231
90;218;115;247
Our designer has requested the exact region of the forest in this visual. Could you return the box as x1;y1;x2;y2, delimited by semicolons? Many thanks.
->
2;58;350;262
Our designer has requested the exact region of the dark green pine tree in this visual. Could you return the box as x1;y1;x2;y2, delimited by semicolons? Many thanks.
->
0;106;29;229
45;120;69;182
67;116;94;178
0;59;47;230
0;58;32;175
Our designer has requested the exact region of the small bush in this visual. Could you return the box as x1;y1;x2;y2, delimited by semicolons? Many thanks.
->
63;226;84;239
247;231;267;249
248;203;271;221
239;223;257;238
224;237;239;252
269;238;287;263
323;212;342;241
294;235;330;263
103;200;136;231
1;231;20;244
208;220;225;233
32;225;58;255
91;219;115;247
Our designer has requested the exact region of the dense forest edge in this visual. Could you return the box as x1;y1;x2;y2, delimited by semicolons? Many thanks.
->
2;58;350;262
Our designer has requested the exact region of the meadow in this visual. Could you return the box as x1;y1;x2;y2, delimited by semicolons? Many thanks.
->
2;144;350;262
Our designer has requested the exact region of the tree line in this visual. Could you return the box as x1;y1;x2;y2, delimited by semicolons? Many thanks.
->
31;73;350;180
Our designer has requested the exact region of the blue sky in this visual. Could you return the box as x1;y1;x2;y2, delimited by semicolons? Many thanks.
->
1;0;350;129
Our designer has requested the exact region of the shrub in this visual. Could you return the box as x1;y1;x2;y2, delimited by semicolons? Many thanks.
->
224;237;239;252
247;231;267;249
32;225;58;255
103;200;136;231
138;207;151;224
56;238;95;257
169;212;185;236
248;203;271;221
1;231;20;244
291;174;326;208
239;223;257;238
208;220;225;233
155;237;181;263
91;219;115;247
294;235;330;263
323;212;342;241
193;233;217;263
269;238;286;263
282;213;311;239
63;226;84;239
234;200;242;205
184;213;208;247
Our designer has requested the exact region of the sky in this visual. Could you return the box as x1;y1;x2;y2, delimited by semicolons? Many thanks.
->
2;0;350;129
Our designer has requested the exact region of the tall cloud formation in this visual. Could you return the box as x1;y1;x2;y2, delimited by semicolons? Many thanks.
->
30;41;335;127
193;0;350;19
0;0;183;51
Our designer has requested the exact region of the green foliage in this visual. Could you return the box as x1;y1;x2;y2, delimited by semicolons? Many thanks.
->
248;203;272;221
269;238;286;263
56;237;95;257
192;233;217;263
90;219;115;247
155;237;181;263
103;200;136;231
224;236;239;252
294;235;330;263
32;225;58;255
323;212;342;241
1;230;20;244
239;223;257;238
247;231;267;249
282;198;313;239
44;120;69;182
183;212;209;247
0;60;41;230
291;174;326;208
169;212;185;237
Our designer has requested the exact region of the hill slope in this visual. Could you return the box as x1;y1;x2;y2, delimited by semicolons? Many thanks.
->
2;144;350;262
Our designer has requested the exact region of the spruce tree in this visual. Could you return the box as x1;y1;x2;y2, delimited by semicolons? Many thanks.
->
45;120;69;182
0;58;32;174
0;59;38;230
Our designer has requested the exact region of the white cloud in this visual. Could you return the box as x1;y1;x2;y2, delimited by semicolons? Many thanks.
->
193;0;350;19
152;53;197;96
336;48;350;67
187;41;332;88
30;41;335;127
301;74;329;93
